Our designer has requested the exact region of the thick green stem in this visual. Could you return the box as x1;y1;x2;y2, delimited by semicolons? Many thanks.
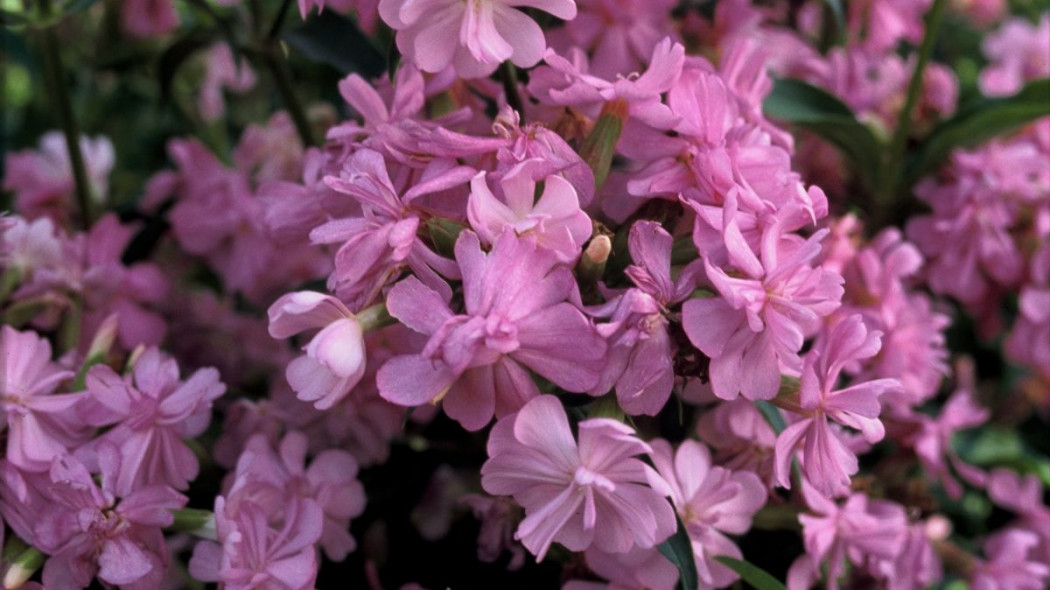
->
37;0;94;228
876;0;948;217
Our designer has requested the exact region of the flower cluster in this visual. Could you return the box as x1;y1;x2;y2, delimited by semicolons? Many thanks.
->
2;0;1048;589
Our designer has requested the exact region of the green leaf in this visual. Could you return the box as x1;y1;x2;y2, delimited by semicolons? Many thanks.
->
905;77;1050;183
0;7;28;25
953;427;1050;487
63;0;103;15
763;78;883;191
283;12;384;77
657;516;699;590
715;556;787;590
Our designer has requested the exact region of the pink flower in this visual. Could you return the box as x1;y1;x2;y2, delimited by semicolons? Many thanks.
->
121;0;179;37
980;15;1050;96
80;348;225;495
317;148;472;307
773;315;901;496
268;291;367;409
199;44;257;122
378;0;578;78
480;395;676;559
987;469;1050;565
225;432;366;561
468;164;593;262
567;545;679;590
971;529;1050;590
904;360;989;499
33;447;187;590
787;480;908;590
189;496;323;590
377;230;606;430
648;439;766;588
3;132;114;224
547;0;677;78
1;326;83;472
682;227;843;400
461;494;526;569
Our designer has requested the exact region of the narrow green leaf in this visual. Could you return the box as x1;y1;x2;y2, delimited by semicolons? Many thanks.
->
763;78;883;191
905;77;1050;183
755;401;786;435
283;12;385;76
657;516;699;590
715;556;787;590
579;104;625;190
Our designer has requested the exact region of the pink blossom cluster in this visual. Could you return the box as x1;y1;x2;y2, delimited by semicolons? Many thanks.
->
3;0;1050;589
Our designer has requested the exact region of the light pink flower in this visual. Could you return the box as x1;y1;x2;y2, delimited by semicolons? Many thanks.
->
787;480;908;590
199;44;257;122
468;164;592;262
1;326;82;472
189;496;322;590
3;132;114;224
225;432;366;561
648;439;766;588
547;0;676;78
774;315;901;496
33;446;187;590
980;15;1050;96
268;291;367;409
682;227;843;400
971;529;1050;590
80;348;225;495
377;230;606;430
481;395;676;559
378;0;578;78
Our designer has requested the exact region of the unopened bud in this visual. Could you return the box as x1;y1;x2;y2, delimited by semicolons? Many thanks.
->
3;547;44;590
577;235;613;285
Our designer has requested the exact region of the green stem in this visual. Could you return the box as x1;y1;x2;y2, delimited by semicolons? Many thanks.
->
267;0;294;40
876;0;947;216
262;43;317;147
500;61;525;120
37;0;94;229
357;302;394;332
167;508;217;540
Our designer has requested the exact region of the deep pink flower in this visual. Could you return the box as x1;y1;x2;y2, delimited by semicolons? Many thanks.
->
1;326;83;472
80;348;225;495
461;494;526;569
774;315;902;495
987;469;1050;566
378;0;577;78
377;230;606;430
648;439;766;588
480;395;676;559
566;545;679;590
